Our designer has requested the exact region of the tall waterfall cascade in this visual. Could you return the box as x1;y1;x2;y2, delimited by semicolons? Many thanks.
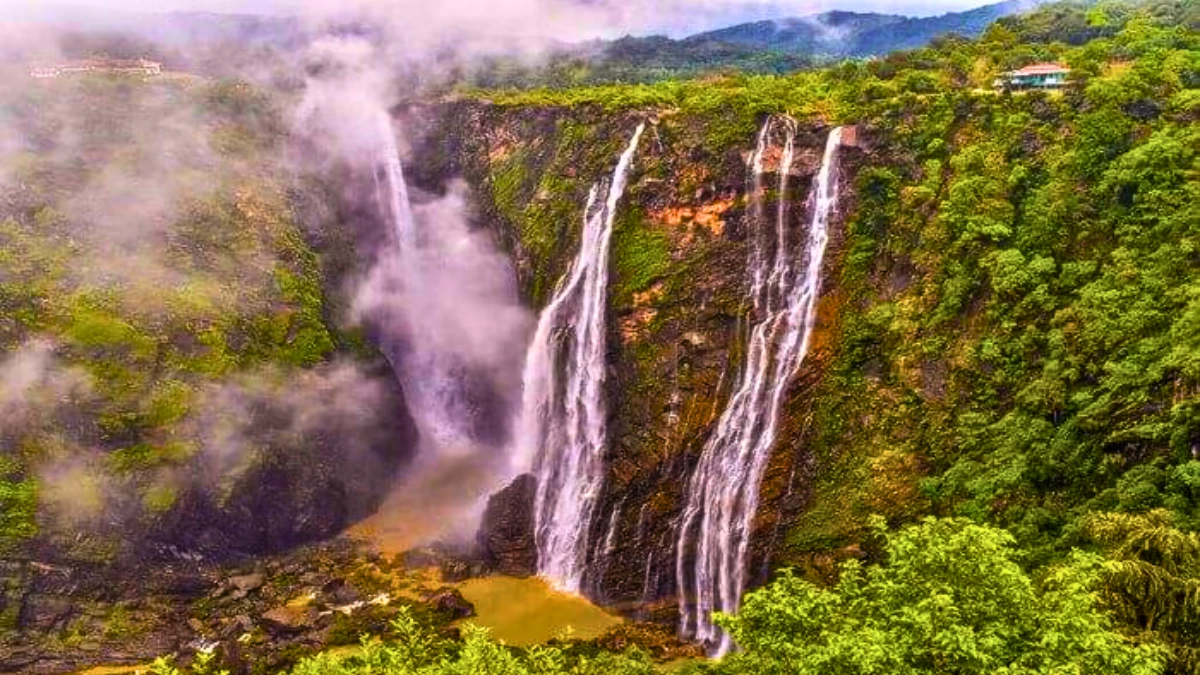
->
675;121;843;655
516;124;646;593
373;114;476;451
376;113;416;250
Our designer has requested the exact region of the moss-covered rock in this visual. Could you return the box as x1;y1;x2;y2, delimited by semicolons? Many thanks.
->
0;75;417;563
408;100;861;615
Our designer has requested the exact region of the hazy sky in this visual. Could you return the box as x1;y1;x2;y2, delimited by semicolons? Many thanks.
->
0;0;994;24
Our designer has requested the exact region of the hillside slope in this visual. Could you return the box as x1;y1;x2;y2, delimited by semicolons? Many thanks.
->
0;75;415;562
683;0;1032;56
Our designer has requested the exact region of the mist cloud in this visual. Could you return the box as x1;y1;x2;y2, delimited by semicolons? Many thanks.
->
352;180;532;456
4;0;995;37
189;361;406;479
0;341;92;440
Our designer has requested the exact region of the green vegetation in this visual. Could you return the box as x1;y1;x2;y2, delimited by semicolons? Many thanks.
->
715;517;1164;674
1084;511;1200;674
792;0;1197;562
611;208;672;302
0;74;344;553
0;456;37;549
149;518;1164;674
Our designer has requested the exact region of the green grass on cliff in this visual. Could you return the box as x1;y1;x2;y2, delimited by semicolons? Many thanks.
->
0;75;343;553
462;1;1196;667
611;207;672;303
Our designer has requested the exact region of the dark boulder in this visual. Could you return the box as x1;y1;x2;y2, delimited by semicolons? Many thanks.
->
260;605;318;635
476;473;537;576
427;587;475;620
155;360;418;557
319;578;362;606
17;595;75;631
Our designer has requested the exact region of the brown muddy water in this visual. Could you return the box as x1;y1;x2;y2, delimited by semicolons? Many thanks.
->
350;452;623;645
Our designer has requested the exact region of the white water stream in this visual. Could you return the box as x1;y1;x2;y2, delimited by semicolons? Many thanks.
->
516;125;645;592
675;122;843;655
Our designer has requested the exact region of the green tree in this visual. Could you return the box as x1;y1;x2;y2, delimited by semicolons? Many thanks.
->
712;517;1166;675
1085;511;1200;675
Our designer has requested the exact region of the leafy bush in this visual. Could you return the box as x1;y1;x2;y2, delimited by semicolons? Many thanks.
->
711;518;1166;675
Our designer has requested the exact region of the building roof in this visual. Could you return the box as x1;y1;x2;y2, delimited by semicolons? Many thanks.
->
1008;63;1070;76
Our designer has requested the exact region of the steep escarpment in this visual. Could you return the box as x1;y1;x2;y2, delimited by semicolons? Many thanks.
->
405;101;865;622
406;3;1197;636
0;75;419;666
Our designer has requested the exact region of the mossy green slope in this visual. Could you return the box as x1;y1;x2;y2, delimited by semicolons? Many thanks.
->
0;75;397;557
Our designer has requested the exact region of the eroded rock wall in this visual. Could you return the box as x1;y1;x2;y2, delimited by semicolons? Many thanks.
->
405;101;865;618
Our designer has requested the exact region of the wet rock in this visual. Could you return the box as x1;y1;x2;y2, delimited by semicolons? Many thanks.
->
18;595;75;631
427;588;475;620
594;622;705;661
440;559;483;583
156;572;212;597
260;605;316;634
228;573;265;594
320;579;361;606
156;361;419;558
476;473;537;576
404;547;442;569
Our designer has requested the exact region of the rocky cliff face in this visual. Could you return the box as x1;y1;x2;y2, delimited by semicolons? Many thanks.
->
477;473;538;576
404;101;866;618
0;75;423;670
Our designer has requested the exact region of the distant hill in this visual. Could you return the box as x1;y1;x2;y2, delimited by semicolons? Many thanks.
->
516;0;1042;86
683;0;1037;57
8;1;1043;86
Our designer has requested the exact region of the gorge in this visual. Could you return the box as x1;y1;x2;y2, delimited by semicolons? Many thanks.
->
0;1;1196;673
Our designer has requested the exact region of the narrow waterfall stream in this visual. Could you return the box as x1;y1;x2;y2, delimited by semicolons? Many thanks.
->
363;115;533;550
373;114;472;450
377;112;416;250
675;121;843;655
516;124;646;593
372;113;535;460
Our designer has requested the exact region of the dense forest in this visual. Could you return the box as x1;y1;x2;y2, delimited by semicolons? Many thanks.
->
0;0;1196;673
306;0;1196;671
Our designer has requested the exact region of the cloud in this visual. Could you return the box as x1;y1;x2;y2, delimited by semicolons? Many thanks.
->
352;179;532;456
2;0;996;44
188;361;405;478
0;341;92;441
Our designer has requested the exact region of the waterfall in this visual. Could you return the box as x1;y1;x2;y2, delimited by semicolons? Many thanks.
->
372;113;500;453
377;113;416;250
675;121;843;655
516;124;645;593
373;113;460;448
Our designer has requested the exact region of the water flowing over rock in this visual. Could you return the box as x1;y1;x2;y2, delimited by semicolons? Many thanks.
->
371;114;527;455
516;124;645;593
675;121;843;655
376;112;416;251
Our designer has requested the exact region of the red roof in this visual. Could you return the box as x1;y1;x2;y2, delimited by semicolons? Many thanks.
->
1009;63;1069;76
